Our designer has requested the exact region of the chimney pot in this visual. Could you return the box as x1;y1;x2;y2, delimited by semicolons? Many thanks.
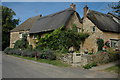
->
70;3;76;10
40;14;42;17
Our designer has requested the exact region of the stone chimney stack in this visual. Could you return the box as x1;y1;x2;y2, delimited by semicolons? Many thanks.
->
83;5;88;18
70;3;76;10
40;14;42;17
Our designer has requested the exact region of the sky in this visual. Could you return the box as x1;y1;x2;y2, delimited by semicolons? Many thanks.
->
2;2;116;25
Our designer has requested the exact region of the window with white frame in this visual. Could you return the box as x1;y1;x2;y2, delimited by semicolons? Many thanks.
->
19;33;23;38
77;28;81;32
92;26;95;32
110;39;119;48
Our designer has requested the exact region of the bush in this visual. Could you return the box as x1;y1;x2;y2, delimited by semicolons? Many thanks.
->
21;50;35;57
41;49;56;60
83;62;97;69
4;47;13;54
14;34;29;49
88;52;94;55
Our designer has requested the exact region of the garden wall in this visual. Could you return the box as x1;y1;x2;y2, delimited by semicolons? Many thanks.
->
58;52;120;67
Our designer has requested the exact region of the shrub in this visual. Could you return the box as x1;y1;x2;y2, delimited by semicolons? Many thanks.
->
21;49;35;57
4;47;13;54
11;49;22;55
14;34;29;49
88;52;94;55
41;49;56;60
83;62;97;69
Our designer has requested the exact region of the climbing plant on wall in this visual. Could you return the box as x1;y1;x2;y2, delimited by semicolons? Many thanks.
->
96;37;104;51
36;26;89;52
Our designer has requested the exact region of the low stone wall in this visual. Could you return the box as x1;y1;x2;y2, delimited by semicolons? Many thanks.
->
57;53;73;64
58;52;120;67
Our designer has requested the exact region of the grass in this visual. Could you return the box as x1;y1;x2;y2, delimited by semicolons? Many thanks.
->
11;54;70;67
105;65;120;73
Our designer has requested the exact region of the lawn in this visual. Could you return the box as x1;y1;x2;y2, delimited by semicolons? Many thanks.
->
11;54;70;67
105;65;120;73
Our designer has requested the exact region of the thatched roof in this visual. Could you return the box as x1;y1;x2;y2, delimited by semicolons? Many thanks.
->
11;7;81;33
87;10;120;33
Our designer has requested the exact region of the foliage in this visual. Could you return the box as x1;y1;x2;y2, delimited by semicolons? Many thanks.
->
4;47;13;54
89;51;120;64
105;65;120;73
72;24;78;32
82;62;97;69
21;49;35;57
36;27;89;53
108;1;120;16
14;34;29;49
42;49;56;60
2;6;19;50
88;52;94;55
96;38;104;51
105;41;110;48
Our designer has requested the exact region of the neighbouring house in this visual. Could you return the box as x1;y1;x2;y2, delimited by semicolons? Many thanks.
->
10;3;82;48
81;5;120;53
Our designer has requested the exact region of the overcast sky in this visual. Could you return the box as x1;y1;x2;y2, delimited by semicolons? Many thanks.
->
2;2;116;25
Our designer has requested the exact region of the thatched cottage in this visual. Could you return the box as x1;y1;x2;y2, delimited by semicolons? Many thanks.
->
81;5;120;53
10;4;120;53
10;4;82;48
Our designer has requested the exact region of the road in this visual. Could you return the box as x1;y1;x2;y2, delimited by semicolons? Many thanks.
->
2;53;118;78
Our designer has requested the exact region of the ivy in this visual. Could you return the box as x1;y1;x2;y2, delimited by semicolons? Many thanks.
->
96;38;104;51
36;27;89;53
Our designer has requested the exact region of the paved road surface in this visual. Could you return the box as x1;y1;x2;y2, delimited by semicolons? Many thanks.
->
2;54;118;78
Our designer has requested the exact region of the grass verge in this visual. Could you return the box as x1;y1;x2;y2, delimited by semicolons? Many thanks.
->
10;54;70;67
105;65;120;73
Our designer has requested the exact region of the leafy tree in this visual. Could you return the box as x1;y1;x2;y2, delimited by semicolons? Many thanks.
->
108;1;120;16
2;6;19;50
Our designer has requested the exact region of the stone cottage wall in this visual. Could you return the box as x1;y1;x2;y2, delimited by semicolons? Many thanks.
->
10;32;20;48
10;31;29;48
82;17;120;53
66;12;82;30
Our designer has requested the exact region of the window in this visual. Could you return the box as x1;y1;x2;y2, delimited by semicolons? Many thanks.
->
19;33;22;38
32;34;38;39
77;28;81;32
92;26;95;32
110;39;119;48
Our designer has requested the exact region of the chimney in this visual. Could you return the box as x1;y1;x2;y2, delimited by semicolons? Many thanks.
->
70;3;76;10
83;5;88;18
40;14;42;17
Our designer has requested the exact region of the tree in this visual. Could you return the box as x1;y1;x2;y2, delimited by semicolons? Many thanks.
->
108;1;120;16
2;6;19;50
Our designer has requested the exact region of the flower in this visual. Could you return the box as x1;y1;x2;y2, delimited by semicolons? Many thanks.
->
96;37;100;39
103;46;107;49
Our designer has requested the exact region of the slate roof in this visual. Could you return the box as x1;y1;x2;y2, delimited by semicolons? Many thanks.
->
87;10;120;33
11;7;81;33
